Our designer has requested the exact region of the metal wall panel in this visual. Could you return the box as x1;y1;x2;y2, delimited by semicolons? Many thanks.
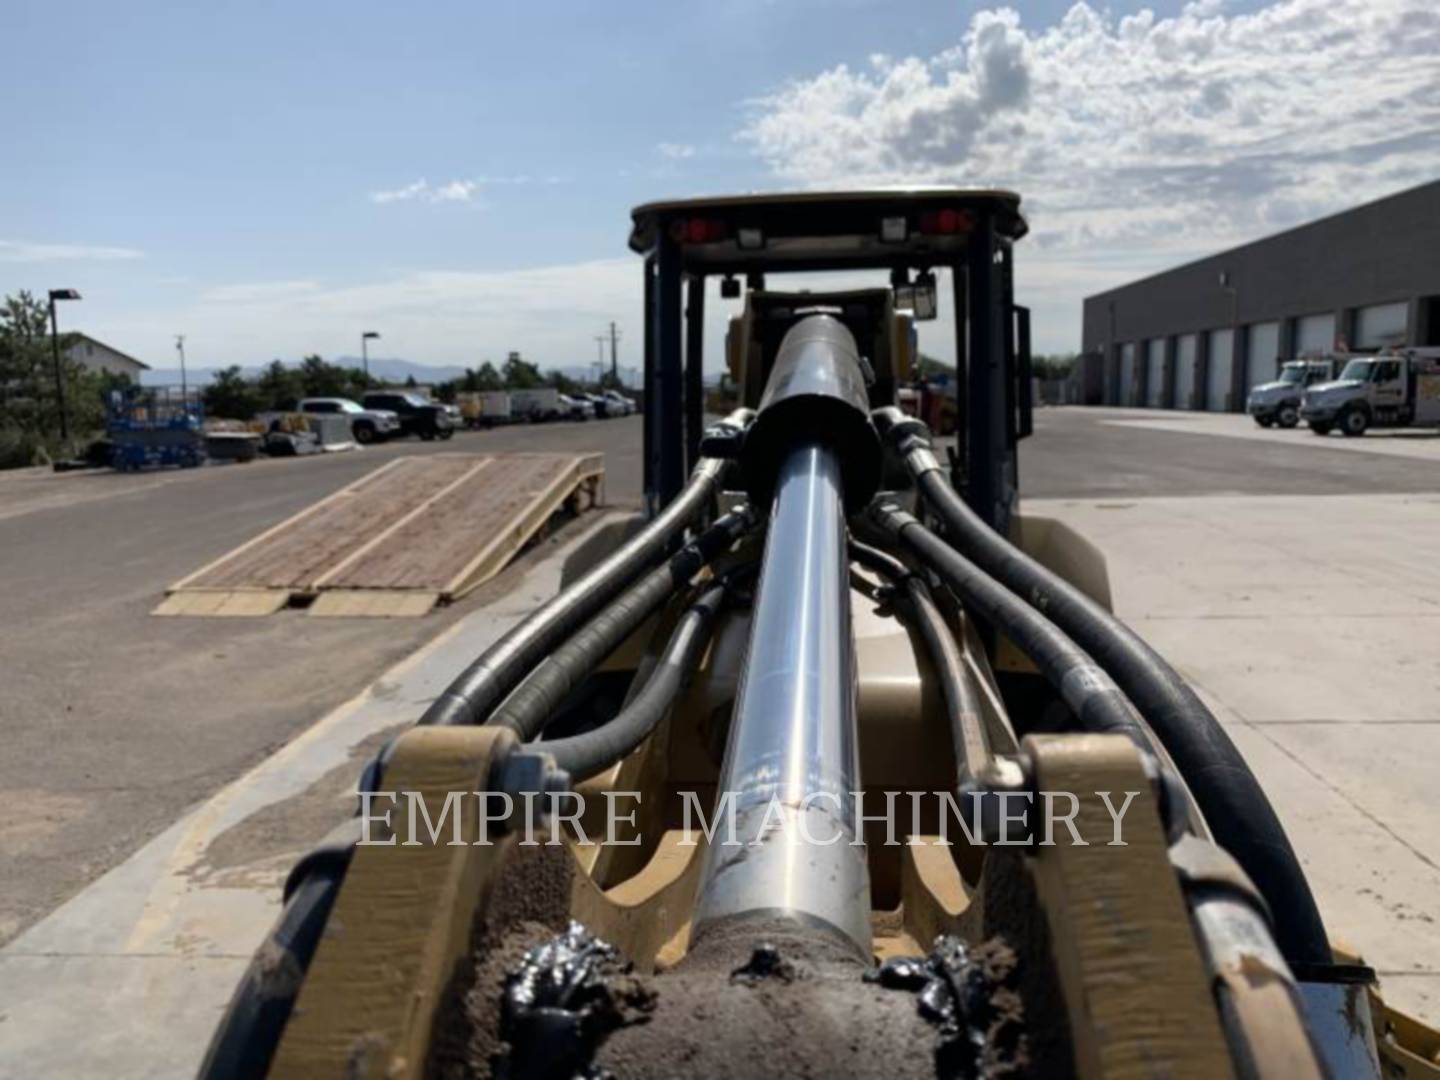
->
1145;338;1167;407
1247;322;1281;384
1354;302;1408;349
1175;334;1198;409
1206;329;1235;411
1120;342;1137;405
1295;312;1336;356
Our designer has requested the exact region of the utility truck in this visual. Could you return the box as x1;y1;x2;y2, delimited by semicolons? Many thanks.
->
1301;347;1440;436
1245;358;1339;428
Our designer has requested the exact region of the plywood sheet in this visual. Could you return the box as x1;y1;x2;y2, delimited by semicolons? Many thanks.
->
157;452;603;617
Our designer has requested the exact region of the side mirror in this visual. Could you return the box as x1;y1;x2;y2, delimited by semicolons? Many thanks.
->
895;276;938;321
720;276;741;299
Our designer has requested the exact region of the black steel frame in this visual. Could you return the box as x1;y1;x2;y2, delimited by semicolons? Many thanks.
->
639;207;1031;531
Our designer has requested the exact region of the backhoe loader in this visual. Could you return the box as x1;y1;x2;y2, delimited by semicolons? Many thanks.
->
202;189;1440;1079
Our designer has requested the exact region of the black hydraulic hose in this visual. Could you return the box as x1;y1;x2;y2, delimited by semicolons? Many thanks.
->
849;541;990;783
869;503;1155;749
879;410;1329;968
534;581;728;782
420;449;736;728
488;508;755;741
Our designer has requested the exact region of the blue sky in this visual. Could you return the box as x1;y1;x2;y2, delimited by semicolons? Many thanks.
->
4;0;1434;374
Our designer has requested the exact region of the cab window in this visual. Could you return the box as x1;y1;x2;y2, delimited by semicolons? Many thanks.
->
1374;360;1401;382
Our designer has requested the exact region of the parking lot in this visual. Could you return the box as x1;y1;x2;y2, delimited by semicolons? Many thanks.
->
1;405;1437;1074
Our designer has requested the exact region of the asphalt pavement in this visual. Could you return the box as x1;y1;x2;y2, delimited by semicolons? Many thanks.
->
0;416;642;944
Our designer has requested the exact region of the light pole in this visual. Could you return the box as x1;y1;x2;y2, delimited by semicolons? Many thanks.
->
48;289;81;443
175;334;188;409
361;331;380;383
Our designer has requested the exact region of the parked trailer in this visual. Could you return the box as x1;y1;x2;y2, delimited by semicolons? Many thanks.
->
508;387;561;421
456;391;513;428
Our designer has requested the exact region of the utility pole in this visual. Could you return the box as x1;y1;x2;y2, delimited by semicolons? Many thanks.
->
608;321;621;385
175;335;188;408
594;335;607;376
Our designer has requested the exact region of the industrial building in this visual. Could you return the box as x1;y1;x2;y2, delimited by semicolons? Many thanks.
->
1079;179;1440;410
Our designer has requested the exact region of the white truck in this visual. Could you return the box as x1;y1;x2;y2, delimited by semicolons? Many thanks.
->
508;387;562;422
295;397;401;444
1301;348;1440;436
1245;358;1339;428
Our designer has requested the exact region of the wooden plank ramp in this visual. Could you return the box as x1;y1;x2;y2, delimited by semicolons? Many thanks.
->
155;452;603;617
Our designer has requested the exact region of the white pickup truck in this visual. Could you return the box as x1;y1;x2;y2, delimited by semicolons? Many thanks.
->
1301;348;1440;436
296;397;401;444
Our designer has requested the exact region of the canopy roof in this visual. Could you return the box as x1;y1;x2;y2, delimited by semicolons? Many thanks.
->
629;187;1026;274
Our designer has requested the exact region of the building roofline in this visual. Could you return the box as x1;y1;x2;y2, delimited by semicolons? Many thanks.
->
1083;177;1440;304
69;332;151;370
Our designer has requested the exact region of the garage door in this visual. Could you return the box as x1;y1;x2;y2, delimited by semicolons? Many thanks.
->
1145;339;1167;407
1175;334;1198;409
1295;312;1336;356
1355;302;1408;349
1247;322;1280;386
1207;329;1235;411
1119;343;1137;405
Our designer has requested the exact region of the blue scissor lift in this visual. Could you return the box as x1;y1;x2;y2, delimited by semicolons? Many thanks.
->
107;387;207;471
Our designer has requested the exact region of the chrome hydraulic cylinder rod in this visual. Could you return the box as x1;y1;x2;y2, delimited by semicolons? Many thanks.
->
691;440;871;956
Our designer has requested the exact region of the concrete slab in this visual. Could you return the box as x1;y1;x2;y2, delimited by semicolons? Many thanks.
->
1031;491;1440;1025
1222;722;1440;1024
0;513;623;1080
1094;407;1440;463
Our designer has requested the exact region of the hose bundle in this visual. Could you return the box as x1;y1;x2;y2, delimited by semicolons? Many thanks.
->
873;407;1329;969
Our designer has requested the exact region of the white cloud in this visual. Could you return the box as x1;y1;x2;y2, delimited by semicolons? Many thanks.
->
199;280;321;304
89;259;642;370
657;142;697;159
369;178;480;204
741;0;1440;350
0;240;144;263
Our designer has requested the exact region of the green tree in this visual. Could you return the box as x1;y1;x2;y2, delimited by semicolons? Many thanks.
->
256;360;302;410
298;354;350;398
203;365;262;419
0;289;100;465
474;362;502;390
544;369;576;393
342;367;375;400
502;350;543;388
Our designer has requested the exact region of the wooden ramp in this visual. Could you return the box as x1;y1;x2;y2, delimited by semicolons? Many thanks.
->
155;452;603;617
